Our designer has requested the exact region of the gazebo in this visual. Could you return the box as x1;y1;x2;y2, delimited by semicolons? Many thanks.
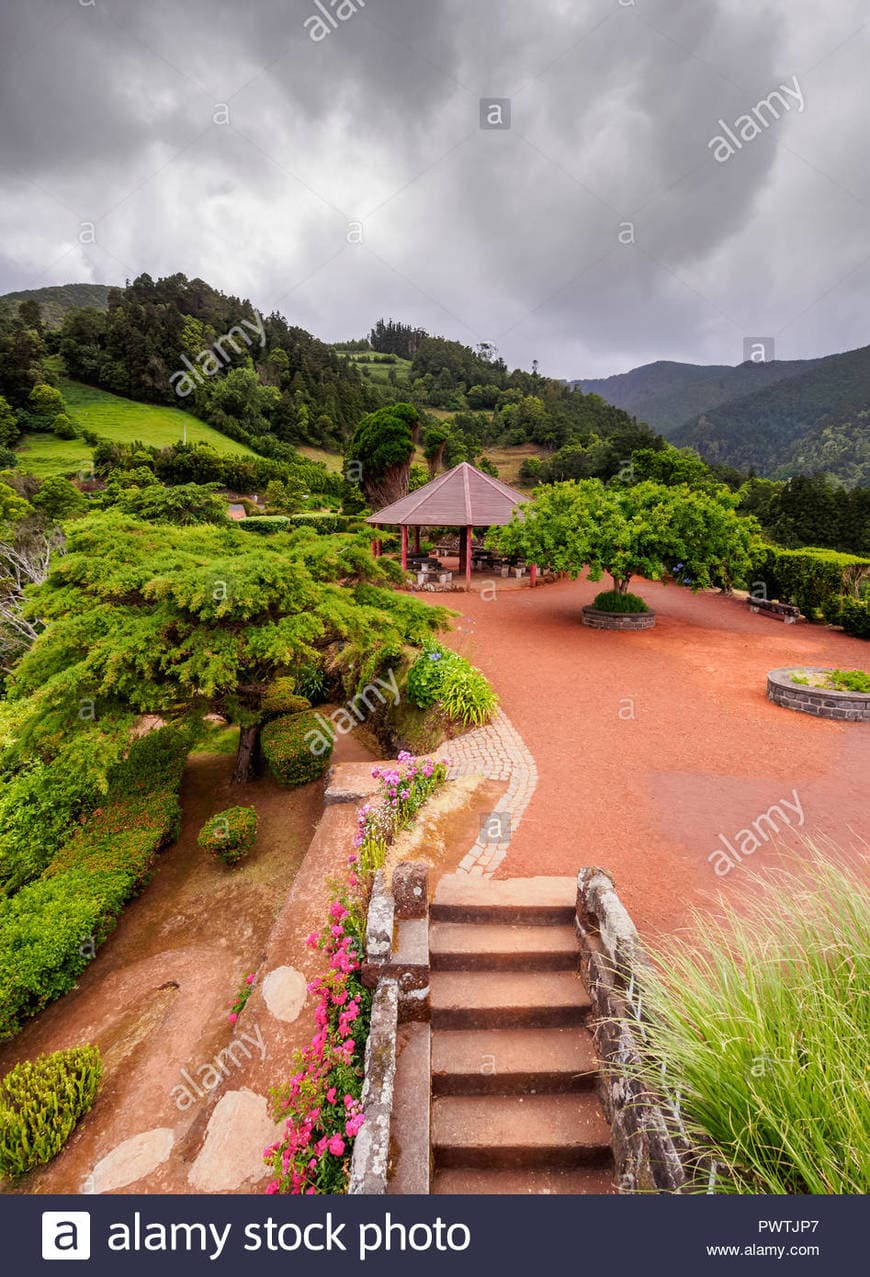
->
366;461;533;590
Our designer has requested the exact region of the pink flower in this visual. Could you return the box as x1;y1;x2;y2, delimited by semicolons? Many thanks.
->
345;1113;365;1138
326;1087;337;1104
265;1180;279;1195
328;1134;346;1156
246;973;256;985
228;1012;238;1025
305;932;319;949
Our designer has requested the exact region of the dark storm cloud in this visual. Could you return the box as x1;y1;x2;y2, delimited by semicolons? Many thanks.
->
0;0;868;375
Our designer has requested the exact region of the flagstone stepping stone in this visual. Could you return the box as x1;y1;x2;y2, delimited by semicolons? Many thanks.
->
261;964;307;1022
85;1127;174;1193
187;1089;280;1192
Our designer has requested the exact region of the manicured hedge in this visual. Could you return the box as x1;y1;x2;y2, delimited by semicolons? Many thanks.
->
757;546;870;616
0;726;190;1042
592;589;650;613
0;1045;102;1179
198;806;258;866
261;711;333;787
290;513;349;533
237;515;291;533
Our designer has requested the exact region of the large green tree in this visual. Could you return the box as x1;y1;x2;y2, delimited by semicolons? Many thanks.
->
488;479;762;595
345;402;419;509
10;512;449;782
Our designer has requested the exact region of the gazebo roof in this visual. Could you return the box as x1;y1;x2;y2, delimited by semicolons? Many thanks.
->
366;462;529;527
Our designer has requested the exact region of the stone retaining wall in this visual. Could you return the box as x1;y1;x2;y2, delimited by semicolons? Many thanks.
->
575;868;687;1194
581;606;656;631
349;861;431;1195
767;668;870;722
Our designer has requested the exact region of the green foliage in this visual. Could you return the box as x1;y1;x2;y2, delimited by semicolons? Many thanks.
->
27;383;66;423
837;596;870;639
197;806;258;866
761;546;870;617
636;851;870;1194
295;661;328;705
237;515;291;533
406;643;498;726
0;1045;102;1178
592;589;650;613
261;711;334;787
30;474;88;521
345;403;418;507
489;479;762;595
260;677;311;717
827;669;870;693
290;513;349;533
105;480;227;525
0;726;189;1040
52;413;78;440
7;510;448;781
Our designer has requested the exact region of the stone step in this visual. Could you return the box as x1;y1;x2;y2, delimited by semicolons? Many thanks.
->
432;1093;612;1169
430;922;578;971
431;874;576;925
431;1026;598;1094
431;1166;616;1195
430;970;591;1029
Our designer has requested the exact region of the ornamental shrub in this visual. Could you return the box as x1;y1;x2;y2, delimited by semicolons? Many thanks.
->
0;1045;102;1179
237;516;291;533
198;807;258;866
765;547;870;617
261;677;311;717
592;589;650;613
0;726;189;1042
261;711;334;787
838;597;870;640
405;644;498;727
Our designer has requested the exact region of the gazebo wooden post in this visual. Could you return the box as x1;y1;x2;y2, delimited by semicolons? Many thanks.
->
530;563;537;588
401;525;408;572
465;525;473;591
414;526;421;555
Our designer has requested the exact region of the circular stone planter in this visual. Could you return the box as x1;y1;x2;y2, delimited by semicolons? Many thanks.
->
767;668;870;722
582;606;656;631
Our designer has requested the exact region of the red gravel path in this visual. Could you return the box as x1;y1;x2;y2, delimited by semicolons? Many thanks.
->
441;575;869;940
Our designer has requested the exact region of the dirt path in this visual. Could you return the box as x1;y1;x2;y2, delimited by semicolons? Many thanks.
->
0;751;329;1194
439;574;870;939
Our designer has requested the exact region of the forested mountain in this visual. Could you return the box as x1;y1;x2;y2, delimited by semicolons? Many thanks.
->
0;283;112;328
573;356;825;436
671;344;870;485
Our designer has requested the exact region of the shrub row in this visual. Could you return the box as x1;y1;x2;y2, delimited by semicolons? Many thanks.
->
592;589;650;614
0;1046;102;1180
261;711;334;787
756;545;870;636
0;726;190;1042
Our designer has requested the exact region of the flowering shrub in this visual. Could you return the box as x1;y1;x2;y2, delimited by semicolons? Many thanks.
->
406;643;498;727
356;752;449;874
197;806;258;866
228;972;257;1025
264;872;370;1194
263;752;448;1194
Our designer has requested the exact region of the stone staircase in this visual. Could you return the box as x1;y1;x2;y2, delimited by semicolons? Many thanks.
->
428;875;615;1194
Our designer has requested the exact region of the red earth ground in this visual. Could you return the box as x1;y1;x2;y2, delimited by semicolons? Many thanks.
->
436;572;869;941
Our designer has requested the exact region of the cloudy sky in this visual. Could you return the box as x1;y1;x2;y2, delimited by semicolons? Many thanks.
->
1;0;868;377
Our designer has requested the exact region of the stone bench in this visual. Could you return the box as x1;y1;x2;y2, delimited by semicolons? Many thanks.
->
748;597;801;623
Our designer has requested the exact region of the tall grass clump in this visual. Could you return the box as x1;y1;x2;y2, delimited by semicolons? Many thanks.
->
636;847;869;1194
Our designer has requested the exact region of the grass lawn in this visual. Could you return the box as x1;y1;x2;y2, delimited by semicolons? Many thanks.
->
337;352;413;386
15;381;255;477
296;445;344;473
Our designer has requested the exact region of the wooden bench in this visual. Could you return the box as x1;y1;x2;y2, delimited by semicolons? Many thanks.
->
748;597;801;624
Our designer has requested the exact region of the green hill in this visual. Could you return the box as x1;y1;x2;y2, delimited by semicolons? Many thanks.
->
15;380;255;477
573;356;825;436
670;344;870;485
0;283;113;328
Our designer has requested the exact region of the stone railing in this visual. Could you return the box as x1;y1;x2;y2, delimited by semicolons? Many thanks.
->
575;868;688;1193
581;606;656;631
348;862;431;1195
